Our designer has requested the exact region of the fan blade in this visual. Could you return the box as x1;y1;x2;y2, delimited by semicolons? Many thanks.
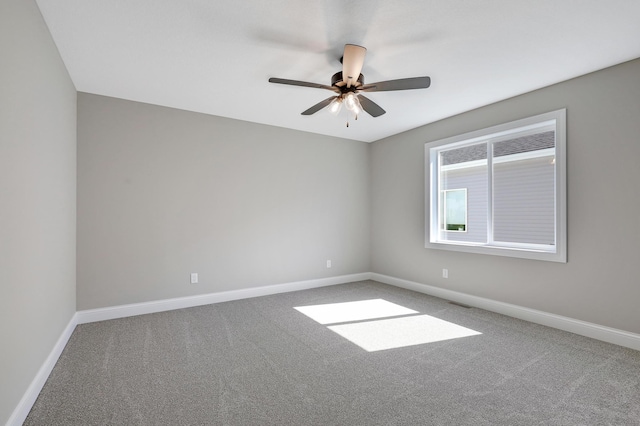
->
357;95;386;117
269;78;339;92
342;44;366;88
301;96;337;115
359;76;431;92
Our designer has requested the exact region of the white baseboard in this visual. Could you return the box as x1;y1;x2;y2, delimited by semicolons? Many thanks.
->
371;272;640;351
6;313;78;426
77;272;372;324
10;271;639;426
77;270;640;350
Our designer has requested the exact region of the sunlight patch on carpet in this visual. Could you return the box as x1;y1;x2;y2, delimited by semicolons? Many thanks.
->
295;299;481;351
294;299;417;325
328;314;482;352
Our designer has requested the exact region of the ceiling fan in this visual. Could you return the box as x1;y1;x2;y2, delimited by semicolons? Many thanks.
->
268;44;431;124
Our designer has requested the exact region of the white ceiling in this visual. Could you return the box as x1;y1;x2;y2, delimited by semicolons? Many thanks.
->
36;0;640;143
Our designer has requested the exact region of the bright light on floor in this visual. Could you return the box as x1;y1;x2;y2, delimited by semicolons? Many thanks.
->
294;299;417;325
328;314;482;352
294;299;482;352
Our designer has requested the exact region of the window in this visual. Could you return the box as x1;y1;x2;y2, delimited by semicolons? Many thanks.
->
425;109;566;262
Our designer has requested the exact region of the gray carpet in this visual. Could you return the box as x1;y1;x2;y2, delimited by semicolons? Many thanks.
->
25;280;640;425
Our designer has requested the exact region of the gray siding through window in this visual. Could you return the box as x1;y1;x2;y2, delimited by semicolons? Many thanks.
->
439;131;556;246
493;156;555;245
442;165;487;243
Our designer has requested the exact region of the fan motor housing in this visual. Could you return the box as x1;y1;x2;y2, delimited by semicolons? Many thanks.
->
331;72;364;91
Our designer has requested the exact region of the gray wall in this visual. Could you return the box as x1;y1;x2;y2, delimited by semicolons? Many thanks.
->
372;57;640;334
77;94;371;310
0;0;77;423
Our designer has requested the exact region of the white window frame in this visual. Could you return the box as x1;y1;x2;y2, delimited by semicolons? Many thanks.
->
425;109;567;263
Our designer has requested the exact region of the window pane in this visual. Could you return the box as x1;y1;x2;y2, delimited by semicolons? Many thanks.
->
444;189;467;231
492;131;556;246
438;143;487;244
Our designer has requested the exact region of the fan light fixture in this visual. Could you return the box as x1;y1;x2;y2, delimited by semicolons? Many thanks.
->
330;93;362;117
268;44;432;127
344;92;362;116
328;97;343;115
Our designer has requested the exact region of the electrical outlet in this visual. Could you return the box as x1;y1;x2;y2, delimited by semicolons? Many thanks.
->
326;260;332;268
442;268;448;279
190;273;198;284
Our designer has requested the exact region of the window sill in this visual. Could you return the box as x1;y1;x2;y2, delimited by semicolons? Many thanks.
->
425;240;566;263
